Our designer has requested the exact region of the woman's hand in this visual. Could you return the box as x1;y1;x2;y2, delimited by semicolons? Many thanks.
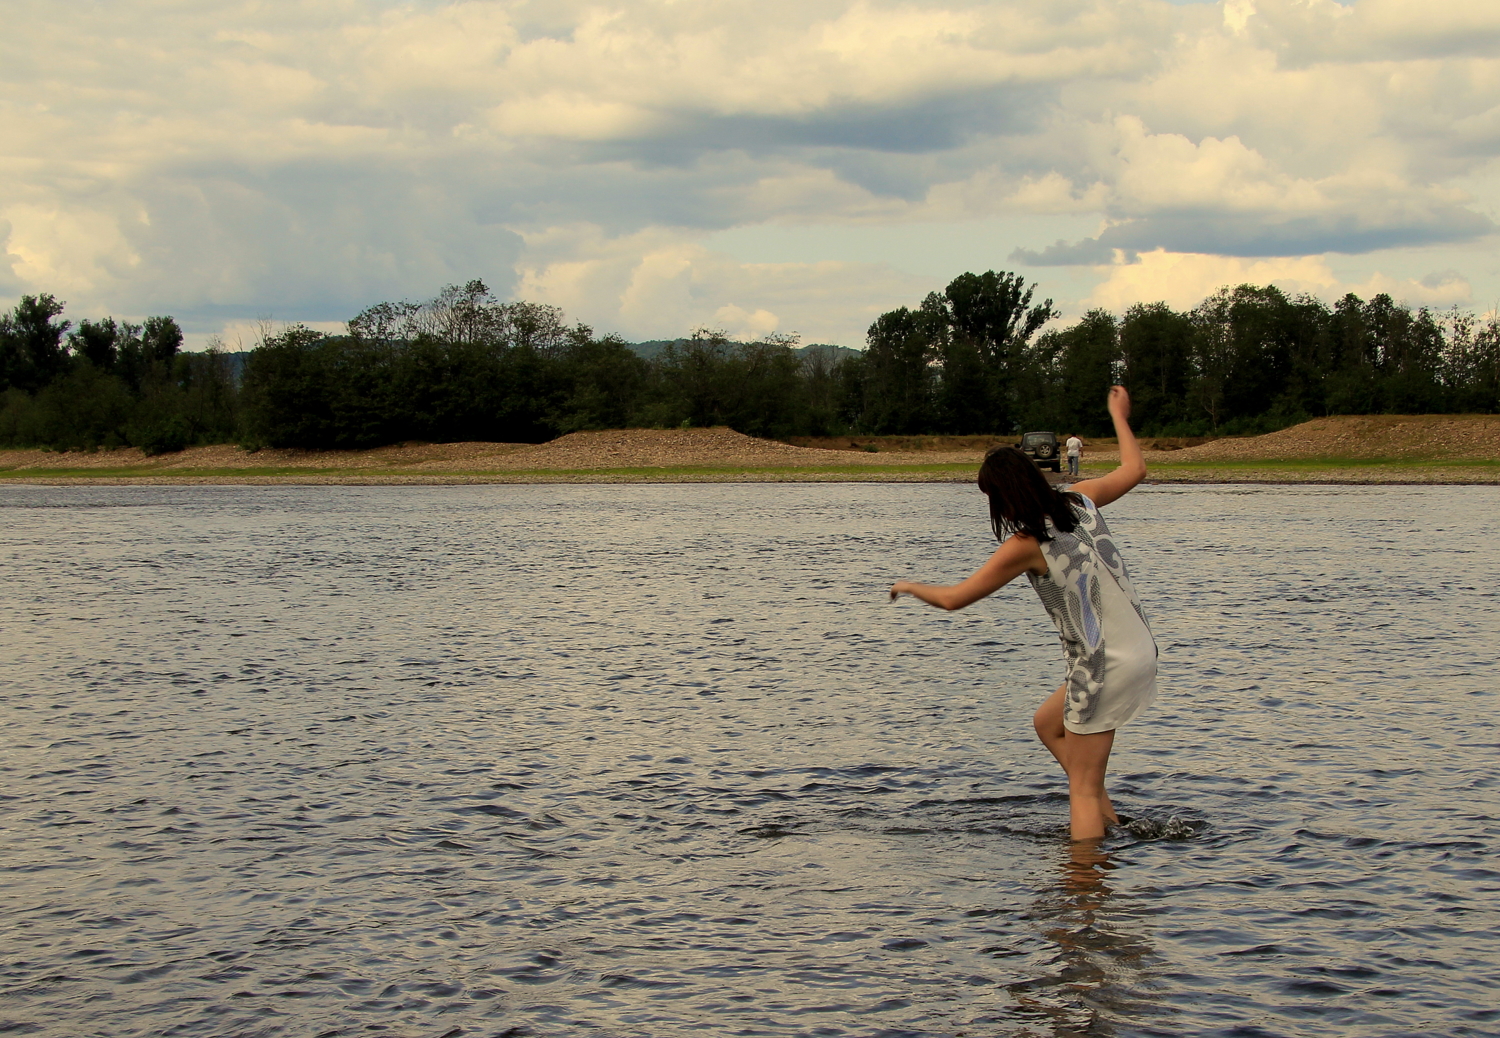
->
1070;385;1145;508
889;581;912;600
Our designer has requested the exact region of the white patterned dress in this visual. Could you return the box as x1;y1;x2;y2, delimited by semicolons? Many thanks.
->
1026;494;1157;734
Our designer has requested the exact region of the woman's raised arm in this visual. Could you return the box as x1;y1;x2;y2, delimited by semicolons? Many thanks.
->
1070;386;1145;509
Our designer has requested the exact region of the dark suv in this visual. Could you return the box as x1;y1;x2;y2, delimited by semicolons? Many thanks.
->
1018;431;1061;472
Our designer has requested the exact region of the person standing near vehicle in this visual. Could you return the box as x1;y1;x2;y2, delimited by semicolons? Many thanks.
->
1065;433;1083;477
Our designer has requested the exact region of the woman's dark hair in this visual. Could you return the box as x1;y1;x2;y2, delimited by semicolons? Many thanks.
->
976;446;1083;542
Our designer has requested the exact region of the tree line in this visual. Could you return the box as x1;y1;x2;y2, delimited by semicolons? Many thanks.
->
238;281;839;448
3;273;1498;452
845;271;1500;437
0;295;235;453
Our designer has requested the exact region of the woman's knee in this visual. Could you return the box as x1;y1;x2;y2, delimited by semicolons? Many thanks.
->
1033;708;1064;744
1033;687;1066;733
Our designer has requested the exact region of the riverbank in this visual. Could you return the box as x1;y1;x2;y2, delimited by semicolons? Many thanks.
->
3;416;1498;485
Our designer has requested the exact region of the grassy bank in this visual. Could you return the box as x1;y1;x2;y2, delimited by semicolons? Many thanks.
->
3;457;1498;485
0;462;980;484
1119;457;1500;484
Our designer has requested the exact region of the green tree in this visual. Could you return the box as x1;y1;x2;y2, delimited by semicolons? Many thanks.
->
1193;286;1289;423
0;294;71;393
141;315;184;366
943;270;1058;433
1119;302;1195;432
1324;293;1381;415
555;335;650;432
1444;311;1500;413
860;307;936;433
1369;296;1446;413
171;345;241;446
724;334;804;438
648;329;803;435
1052;309;1119;435
68;317;121;372
1188;285;1319;430
20;366;134;450
797;344;847;437
1010;329;1067;434
240;325;341;448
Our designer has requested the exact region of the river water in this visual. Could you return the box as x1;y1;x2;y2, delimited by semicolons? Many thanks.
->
1;482;1497;1038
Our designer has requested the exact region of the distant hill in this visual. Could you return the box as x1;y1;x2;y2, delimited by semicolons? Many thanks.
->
221;351;251;383
203;342;860;385
796;343;862;366
628;339;860;364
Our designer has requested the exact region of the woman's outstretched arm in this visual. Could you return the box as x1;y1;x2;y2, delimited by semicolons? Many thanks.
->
890;533;1046;611
1070;385;1146;508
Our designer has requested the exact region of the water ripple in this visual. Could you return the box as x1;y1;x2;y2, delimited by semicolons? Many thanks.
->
1;483;1497;1037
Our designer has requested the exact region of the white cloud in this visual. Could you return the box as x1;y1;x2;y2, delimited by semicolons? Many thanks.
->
202;318;349;353
1246;0;1500;63
1007;110;1493;263
1;202;143;297
1223;0;1257;37
513;223;931;344
1086;248;1474;313
0;0;1496;343
1105;117;1317;213
454;0;1166;136
711;304;781;339
1086;250;1335;312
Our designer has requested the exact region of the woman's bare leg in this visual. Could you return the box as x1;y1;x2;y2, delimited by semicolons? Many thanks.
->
1033;686;1119;840
1063;729;1116;840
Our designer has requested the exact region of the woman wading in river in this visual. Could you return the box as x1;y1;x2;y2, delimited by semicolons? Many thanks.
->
890;386;1156;841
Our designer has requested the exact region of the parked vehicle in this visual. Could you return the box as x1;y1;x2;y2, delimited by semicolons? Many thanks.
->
1018;431;1061;472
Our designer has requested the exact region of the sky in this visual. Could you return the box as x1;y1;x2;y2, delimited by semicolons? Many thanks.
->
2;0;1497;350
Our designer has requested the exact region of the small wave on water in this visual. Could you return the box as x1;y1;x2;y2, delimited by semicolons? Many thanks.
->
2;483;1498;1037
1116;815;1205;841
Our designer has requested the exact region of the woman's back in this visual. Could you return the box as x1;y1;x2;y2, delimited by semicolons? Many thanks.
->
1027;495;1156;735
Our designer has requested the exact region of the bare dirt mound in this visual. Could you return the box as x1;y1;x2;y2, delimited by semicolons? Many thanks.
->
474;427;915;469
11;416;1492;480
1168;415;1500;462
786;434;1010;453
0;428;966;475
0;442;533;471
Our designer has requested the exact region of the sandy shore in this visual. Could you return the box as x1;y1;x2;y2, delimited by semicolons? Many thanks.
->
3;417;1498;485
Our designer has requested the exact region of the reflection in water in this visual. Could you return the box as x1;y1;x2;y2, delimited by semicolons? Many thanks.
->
1005;842;1167;1037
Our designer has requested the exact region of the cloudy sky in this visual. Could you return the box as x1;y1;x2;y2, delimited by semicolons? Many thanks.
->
3;0;1497;349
